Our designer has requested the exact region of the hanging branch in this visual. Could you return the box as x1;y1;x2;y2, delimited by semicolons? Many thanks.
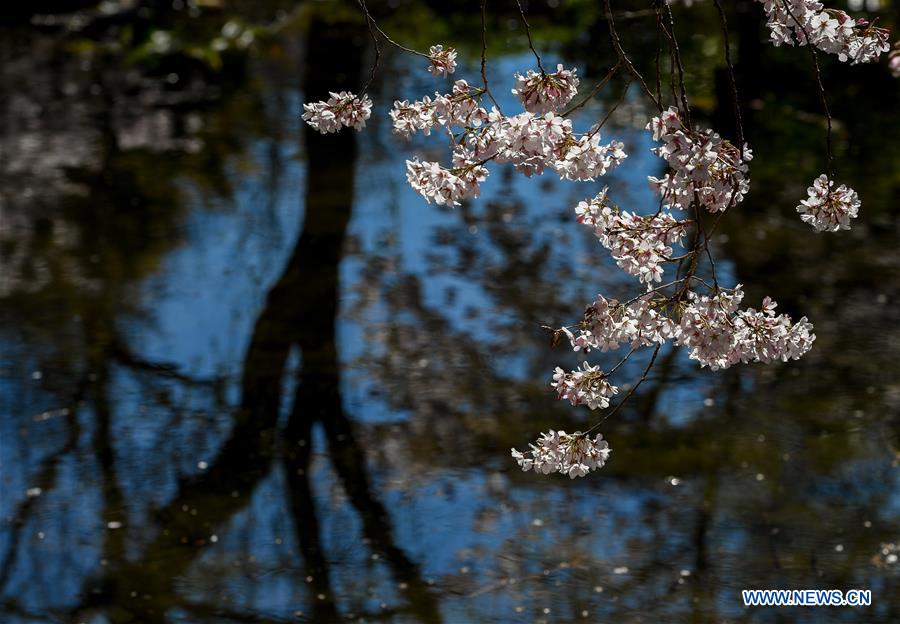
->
604;0;663;112
778;0;835;179
712;0;745;154
514;0;546;74
481;0;503;111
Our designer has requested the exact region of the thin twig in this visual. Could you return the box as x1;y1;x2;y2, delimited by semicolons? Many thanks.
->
604;0;663;112
514;0;546;74
593;78;631;136
357;0;430;58
712;0;745;154
586;344;663;432
777;0;834;179
562;62;620;117
661;0;692;128
480;0;503;111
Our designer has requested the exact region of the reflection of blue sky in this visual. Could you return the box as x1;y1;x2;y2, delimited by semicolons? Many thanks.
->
3;51;898;624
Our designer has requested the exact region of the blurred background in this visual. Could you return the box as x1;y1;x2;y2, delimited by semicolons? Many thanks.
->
1;0;899;622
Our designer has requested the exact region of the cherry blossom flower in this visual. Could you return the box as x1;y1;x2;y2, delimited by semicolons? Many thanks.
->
551;362;619;410
560;292;677;353
405;150;488;206
302;91;372;134
511;64;580;114
390;81;487;138
511;430;611;478
796;174;860;232
576;188;688;284
676;286;816;370
758;0;889;64
647;107;752;213
427;44;458;77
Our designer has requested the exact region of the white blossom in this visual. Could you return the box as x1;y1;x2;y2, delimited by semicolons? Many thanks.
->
405;150;488;206
390;80;488;138
427;44;458;77
561;293;677;353
676;285;816;370
551;362;619;410
647;107;752;213
576;188;688;284
511;64;579;114
512;430;611;478
796;174;860;232
758;0;889;64
302;91;372;134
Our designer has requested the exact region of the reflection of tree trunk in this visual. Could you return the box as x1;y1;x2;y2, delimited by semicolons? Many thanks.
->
281;17;442;623
69;15;439;623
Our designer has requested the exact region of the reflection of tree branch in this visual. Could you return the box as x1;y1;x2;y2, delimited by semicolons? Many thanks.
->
110;335;226;390
284;383;341;623
0;389;83;593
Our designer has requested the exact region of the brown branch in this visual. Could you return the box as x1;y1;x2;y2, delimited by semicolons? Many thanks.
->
604;0;663;111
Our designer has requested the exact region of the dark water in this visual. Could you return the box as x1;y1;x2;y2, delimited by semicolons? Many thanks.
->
1;2;899;623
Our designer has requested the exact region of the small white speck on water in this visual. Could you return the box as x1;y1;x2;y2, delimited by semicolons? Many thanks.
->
275;538;282;545
864;520;872;528
514;606;525;613
613;566;629;575
31;371;42;380
835;544;844;552
532;518;544;527
305;576;313;583
398;582;408;590
757;434;765;442
37;532;45;540
668;476;680;486
594;586;604;593
680;569;691;576
26;487;42;497
317;594;326;600
107;521;123;529
198;461;208;470
703;398;714;407
460;566;469;574
756;473;765;481
543;608;551;614
581;610;589;617
210;535;218;543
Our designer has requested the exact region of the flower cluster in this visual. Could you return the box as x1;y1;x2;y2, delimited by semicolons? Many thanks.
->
302;91;373;134
758;0;889;64
561;293;677;353
473;112;626;181
796;174;861;232
405;153;489;206
551;362;619;410
427;44;457;77
576;188;688;284
511;64;580;114
511;431;611;478
390;80;486;138
675;286;816;370
647;107;752;213
302;39;854;480
392;73;625;204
